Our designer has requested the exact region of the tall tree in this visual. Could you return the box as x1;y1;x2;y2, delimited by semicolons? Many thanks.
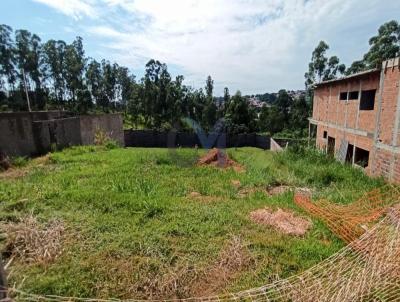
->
345;60;366;75
100;60;118;112
42;39;67;106
0;24;16;91
64;37;86;104
205;75;214;100
304;41;345;89
15;29;44;109
225;91;256;134
363;20;400;68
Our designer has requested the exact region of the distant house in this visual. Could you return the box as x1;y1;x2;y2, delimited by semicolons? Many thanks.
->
310;57;400;183
248;97;264;109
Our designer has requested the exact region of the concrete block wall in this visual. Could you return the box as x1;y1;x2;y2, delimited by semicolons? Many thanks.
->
80;114;124;146
0;111;69;156
0;112;123;157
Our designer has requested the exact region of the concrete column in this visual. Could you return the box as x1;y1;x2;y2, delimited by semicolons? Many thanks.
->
372;67;386;175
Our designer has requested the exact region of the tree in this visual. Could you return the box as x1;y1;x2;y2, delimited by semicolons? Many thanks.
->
259;105;285;135
289;95;310;131
86;58;102;108
15;29;44;110
225;91;256;134
100;60;118;112
64;37;86;106
275;89;292;122
205;75;213;100
345;60;366;75
0;24;16;91
223;87;230;102
202;75;216;130
304;41;345;89
363;20;400;68
116;66;135;111
42;39;67;106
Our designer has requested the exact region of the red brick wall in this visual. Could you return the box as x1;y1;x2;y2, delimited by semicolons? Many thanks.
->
312;60;400;183
376;68;400;145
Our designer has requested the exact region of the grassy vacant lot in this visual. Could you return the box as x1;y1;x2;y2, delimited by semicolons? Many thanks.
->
0;146;384;299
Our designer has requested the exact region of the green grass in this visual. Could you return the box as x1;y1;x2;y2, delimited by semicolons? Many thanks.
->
0;146;384;299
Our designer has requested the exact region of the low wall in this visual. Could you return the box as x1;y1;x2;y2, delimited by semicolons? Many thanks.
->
0;111;70;156
0;112;123;157
124;130;270;149
33;117;82;153
80;114;124;146
270;138;284;152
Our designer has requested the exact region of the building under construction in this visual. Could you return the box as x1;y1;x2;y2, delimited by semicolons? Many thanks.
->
310;57;400;183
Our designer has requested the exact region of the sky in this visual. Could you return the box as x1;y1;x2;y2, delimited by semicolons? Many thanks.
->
1;0;399;96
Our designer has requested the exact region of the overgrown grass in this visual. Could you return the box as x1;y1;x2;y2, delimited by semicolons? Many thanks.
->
0;146;384;299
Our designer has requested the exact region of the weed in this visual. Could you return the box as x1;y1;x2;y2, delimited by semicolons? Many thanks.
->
10;156;29;168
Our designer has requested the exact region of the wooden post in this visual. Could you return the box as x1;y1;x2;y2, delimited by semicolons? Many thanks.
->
0;255;7;300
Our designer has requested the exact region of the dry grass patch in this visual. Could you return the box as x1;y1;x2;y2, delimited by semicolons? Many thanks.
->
0;215;65;264
91;254;199;300
0;154;51;180
250;208;312;236
192;236;254;296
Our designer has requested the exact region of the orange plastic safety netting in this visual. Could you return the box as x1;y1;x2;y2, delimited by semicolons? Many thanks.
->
294;185;400;243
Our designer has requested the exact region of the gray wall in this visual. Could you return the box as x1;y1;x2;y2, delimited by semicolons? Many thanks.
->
0;112;123;157
0;111;69;156
80;114;124;146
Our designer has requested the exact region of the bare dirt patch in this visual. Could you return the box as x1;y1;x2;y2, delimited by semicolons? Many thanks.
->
267;185;291;196
198;148;245;172
237;184;311;199
0;215;65;264
250;208;312;236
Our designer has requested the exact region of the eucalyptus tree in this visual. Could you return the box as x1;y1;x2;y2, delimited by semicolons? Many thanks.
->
86;58;102;107
42;39;67;106
64;37;86;104
15;29;44;109
0;24;16;91
363;20;400;68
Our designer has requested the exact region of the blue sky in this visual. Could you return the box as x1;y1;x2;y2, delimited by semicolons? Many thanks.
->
1;0;399;95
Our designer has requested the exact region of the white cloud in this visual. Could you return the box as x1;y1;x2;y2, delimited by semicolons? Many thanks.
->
33;0;400;94
33;0;97;19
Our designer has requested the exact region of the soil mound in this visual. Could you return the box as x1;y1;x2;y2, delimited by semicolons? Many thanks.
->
198;148;244;172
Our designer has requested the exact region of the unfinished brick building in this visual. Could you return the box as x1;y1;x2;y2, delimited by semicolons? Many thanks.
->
310;57;400;183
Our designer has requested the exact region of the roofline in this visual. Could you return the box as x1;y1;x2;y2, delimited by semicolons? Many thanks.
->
313;68;379;88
